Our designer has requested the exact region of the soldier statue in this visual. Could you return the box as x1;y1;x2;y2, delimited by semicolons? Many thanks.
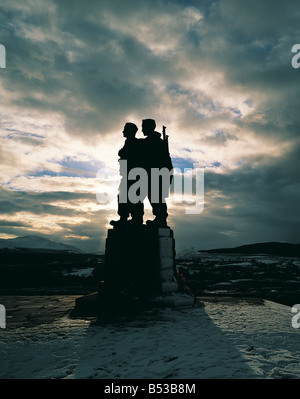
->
110;122;144;227
110;119;173;228
141;118;173;228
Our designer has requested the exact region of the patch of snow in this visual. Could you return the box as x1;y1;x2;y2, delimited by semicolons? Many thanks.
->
225;262;253;267
62;268;95;277
1;299;299;379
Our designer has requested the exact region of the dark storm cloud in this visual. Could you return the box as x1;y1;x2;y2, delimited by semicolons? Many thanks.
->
1;0;300;251
178;140;300;250
0;0;183;137
0;186;94;215
187;0;300;141
1;0;299;143
0;220;30;228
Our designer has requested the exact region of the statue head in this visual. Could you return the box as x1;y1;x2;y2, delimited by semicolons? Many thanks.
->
123;122;138;138
142;119;156;136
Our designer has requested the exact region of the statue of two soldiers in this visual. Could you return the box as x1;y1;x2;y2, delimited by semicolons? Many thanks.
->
111;119;173;228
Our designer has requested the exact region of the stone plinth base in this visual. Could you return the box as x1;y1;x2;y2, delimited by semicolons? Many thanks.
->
92;224;195;316
102;224;178;298
73;290;197;319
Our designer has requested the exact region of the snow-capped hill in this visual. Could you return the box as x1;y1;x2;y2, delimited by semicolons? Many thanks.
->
0;235;83;253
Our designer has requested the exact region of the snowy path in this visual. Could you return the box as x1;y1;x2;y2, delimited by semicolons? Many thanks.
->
0;298;299;379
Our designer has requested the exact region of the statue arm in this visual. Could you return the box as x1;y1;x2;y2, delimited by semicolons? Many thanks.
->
118;139;129;158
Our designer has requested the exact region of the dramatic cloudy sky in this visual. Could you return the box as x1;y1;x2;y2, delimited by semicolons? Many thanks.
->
0;0;300;253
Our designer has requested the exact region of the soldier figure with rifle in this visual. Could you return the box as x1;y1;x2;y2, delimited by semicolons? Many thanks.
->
141;118;173;228
110;119;173;228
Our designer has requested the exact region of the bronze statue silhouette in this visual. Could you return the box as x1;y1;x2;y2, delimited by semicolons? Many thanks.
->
141;119;173;227
110;119;173;228
100;121;180;316
110;122;144;227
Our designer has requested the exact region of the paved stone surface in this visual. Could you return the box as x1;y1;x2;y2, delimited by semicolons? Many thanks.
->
0;295;81;328
0;294;265;329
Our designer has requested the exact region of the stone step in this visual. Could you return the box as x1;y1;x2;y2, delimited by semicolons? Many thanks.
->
161;281;178;293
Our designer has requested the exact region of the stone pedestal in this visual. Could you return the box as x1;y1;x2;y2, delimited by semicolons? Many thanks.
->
97;224;195;312
73;225;195;318
103;225;178;297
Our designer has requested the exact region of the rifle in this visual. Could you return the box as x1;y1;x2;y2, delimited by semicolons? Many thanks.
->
162;126;173;183
162;125;169;154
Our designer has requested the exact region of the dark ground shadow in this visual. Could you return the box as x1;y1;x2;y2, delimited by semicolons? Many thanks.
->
72;299;257;379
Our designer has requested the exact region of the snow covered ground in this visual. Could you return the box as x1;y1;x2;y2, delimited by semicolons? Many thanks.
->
0;297;299;379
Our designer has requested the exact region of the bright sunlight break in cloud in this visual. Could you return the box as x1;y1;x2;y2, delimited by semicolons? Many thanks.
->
0;0;300;253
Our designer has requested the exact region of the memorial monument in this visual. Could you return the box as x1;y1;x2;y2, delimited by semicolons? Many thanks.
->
97;120;194;315
75;120;195;318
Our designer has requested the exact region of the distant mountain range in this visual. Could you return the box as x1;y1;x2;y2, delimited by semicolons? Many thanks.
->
199;242;300;257
1;236;299;257
0;235;83;253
